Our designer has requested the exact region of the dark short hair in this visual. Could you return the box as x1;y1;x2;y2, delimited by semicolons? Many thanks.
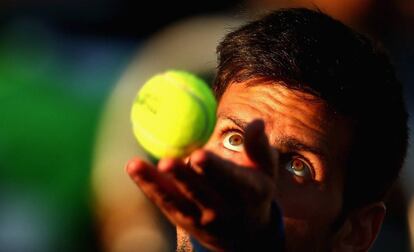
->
214;8;409;211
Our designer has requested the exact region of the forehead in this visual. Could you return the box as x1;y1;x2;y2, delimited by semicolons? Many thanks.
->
217;81;353;182
218;81;333;134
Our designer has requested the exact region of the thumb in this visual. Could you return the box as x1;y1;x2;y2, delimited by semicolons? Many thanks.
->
244;119;278;178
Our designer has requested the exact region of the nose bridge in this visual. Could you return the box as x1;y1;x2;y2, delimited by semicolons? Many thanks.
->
201;130;222;157
205;111;224;143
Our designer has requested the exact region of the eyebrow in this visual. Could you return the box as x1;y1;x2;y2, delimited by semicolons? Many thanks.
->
275;136;325;159
217;113;250;129
218;113;325;158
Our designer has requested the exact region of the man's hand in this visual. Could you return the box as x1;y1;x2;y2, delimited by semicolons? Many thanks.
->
126;120;283;251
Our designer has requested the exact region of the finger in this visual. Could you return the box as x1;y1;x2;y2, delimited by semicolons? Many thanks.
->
126;157;201;219
159;158;226;226
190;150;274;202
244;119;278;177
159;158;225;210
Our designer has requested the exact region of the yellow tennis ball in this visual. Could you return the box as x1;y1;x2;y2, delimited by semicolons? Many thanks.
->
131;70;217;159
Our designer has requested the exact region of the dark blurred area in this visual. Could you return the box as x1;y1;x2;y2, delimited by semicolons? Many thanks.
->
0;0;240;38
0;1;240;251
0;1;413;252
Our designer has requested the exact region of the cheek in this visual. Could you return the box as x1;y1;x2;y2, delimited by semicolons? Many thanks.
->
276;172;343;225
275;184;340;251
283;217;334;252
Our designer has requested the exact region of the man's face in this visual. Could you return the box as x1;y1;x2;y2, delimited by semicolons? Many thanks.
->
178;80;354;251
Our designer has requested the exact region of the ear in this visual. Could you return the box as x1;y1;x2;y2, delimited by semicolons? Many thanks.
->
333;202;386;252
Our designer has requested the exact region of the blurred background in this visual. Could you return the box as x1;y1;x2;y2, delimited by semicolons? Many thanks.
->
0;0;412;252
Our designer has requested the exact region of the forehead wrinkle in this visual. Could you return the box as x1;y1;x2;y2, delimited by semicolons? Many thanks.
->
218;92;331;182
261;88;325;140
218;95;276;126
220;83;329;145
273;108;328;142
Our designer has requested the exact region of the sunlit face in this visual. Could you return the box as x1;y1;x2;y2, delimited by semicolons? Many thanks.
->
178;80;354;251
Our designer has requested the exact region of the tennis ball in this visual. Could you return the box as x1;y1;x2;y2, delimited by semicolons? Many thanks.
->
131;70;217;159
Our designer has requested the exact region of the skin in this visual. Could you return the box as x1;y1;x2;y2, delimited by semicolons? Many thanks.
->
126;80;385;251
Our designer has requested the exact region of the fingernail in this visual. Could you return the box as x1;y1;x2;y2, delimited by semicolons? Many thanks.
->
190;150;208;166
125;159;134;173
158;159;174;172
125;158;144;174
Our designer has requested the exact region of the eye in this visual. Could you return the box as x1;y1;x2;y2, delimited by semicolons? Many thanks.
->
222;131;244;152
285;157;314;179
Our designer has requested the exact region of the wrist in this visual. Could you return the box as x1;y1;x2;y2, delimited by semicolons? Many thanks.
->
190;201;284;252
238;201;285;251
